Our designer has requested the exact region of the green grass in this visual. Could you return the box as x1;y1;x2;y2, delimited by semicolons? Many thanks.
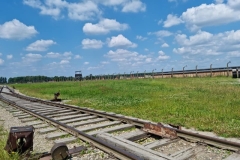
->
10;77;240;137
0;124;19;160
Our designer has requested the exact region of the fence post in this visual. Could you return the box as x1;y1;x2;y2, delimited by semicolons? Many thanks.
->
196;65;198;77
210;64;212;77
237;68;239;78
183;65;187;78
227;61;231;77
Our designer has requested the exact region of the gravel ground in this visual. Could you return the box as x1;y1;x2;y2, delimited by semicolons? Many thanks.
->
0;101;54;153
0;101;116;160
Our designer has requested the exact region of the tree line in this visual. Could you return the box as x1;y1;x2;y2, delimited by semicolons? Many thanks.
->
8;76;77;83
1;74;113;84
7;74;134;83
0;77;7;84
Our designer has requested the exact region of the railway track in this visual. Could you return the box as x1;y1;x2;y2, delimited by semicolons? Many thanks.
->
0;86;240;160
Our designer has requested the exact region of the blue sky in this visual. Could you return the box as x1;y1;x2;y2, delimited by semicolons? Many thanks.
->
0;0;240;78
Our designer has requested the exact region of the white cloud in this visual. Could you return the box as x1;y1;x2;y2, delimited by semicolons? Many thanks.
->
24;0;146;21
136;35;147;41
44;0;68;7
108;34;137;48
161;43;169;48
228;0;240;9
94;0;128;6
228;51;240;57
47;59;70;68
22;53;42;63
82;39;104;49
63;52;72;60
163;14;183;28
26;39;56;51
83;18;128;35
122;0;146;13
158;51;170;60
0;59;4;65
40;7;61;17
182;3;240;31
173;47;193;54
67;1;100;21
175;31;213;46
46;51;72;60
7;55;13;60
46;52;61;58
63;51;71;56
74;55;81;59
60;60;69;64
163;2;240;30
173;29;240;56
101;61;109;64
23;0;42;8
24;0;100;20
84;62;89;65
105;49;145;62
148;30;173;37
48;62;58;66
0;19;38;40
105;49;155;67
94;0;146;13
0;53;2;56
23;0;62;18
145;58;152;63
83;23;108;35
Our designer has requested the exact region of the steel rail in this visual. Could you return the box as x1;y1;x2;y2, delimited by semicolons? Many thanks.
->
2;87;240;152
176;129;240;151
0;94;144;160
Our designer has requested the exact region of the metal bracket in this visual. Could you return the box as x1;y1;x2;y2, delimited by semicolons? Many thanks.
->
4;126;34;154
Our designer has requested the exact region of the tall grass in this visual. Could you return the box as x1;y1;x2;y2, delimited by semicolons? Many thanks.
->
11;77;240;137
0;124;19;160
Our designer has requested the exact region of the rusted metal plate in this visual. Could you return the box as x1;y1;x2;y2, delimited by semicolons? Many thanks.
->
143;123;177;139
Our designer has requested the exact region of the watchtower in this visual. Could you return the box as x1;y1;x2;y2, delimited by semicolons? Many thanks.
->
75;71;82;81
